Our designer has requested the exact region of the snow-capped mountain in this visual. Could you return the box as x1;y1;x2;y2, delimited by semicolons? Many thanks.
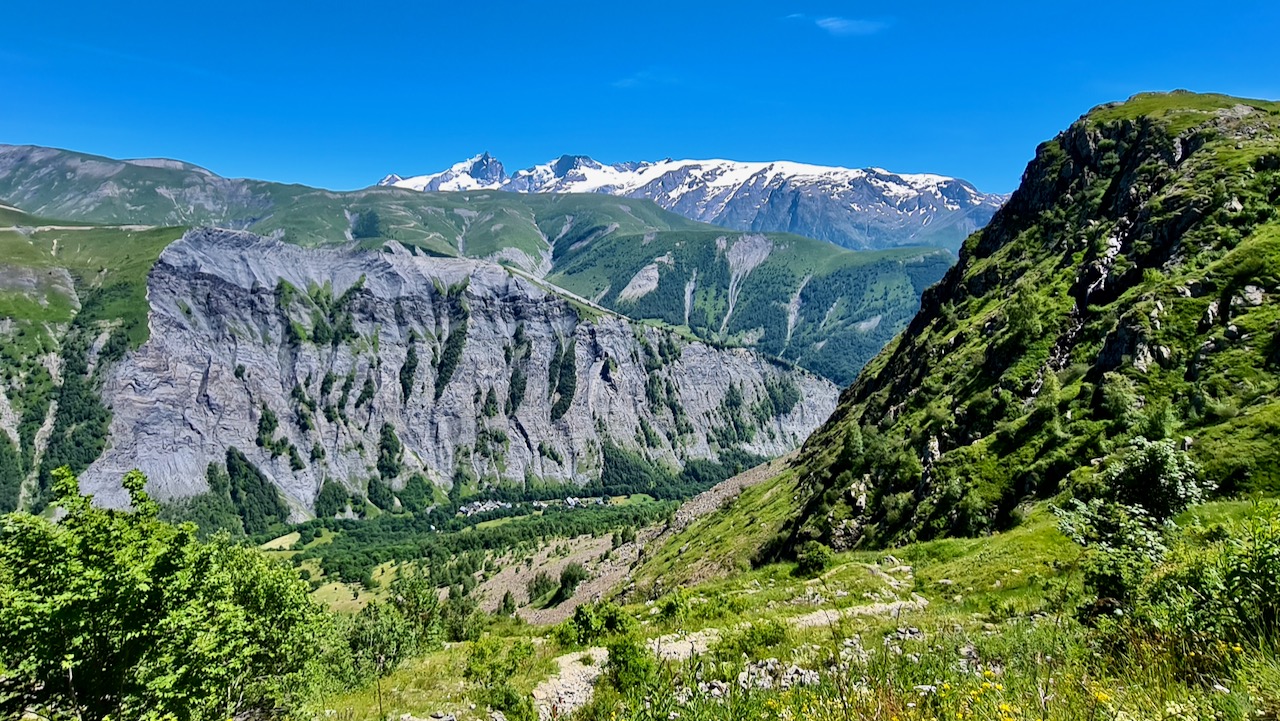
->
380;154;1007;251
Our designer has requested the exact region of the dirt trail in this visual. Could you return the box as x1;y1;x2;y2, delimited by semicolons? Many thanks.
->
532;647;606;721
531;593;927;718
789;595;929;629
648;628;721;661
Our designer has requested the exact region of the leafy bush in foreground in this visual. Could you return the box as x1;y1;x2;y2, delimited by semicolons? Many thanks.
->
0;467;331;720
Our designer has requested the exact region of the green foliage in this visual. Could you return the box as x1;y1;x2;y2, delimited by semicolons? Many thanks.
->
506;367;527;416
34;333;112;509
549;341;578;421
343;565;442;695
613;524;637;548
351;209;383;239
795;540;833;577
782;92;1280;552
442;591;483;643
226;447;289;535
603;633;657;690
279;484;674;586
377;423;403;480
1101;437;1211;523
1056;438;1213;615
316;479;350;517
255;403;295;459
1134;505;1280;643
434;306;469;400
0;468;329;720
157;463;246;539
398;473;433;514
598;441;766;500
763;376;802;416
549;226;950;386
712;618;789;663
346;599;413;681
367;476;394;511
355;374;376;408
399;342;418;403
526;570;557;602
553;561;589;604
499;589;516;617
554;602;637;647
1004;281;1046;346
464;637;536;721
537;441;564;465
0;434;21;513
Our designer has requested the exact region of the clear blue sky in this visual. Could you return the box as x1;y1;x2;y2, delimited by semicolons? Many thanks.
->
3;1;1276;193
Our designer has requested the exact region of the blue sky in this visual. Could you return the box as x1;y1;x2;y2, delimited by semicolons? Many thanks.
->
3;1;1277;193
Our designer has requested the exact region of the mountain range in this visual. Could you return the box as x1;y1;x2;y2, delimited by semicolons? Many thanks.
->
0;145;952;516
0;144;952;386
380;154;1007;251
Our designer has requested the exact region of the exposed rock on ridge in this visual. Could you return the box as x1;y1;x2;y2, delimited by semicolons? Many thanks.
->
82;229;838;513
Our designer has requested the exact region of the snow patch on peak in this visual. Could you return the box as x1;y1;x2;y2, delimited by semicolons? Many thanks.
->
379;153;1006;250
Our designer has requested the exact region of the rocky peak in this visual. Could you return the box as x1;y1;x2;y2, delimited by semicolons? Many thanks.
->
465;152;507;184
550;155;599;177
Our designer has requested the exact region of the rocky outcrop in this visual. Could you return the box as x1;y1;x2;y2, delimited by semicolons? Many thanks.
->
82;229;837;513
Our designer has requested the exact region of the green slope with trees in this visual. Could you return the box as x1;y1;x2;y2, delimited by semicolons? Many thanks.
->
774;91;1280;552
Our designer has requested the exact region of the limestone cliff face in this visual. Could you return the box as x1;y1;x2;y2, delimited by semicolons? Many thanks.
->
82;229;838;514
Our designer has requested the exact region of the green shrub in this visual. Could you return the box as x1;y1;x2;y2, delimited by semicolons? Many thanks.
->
795;540;834;577
526;571;557;602
604;633;656;690
713;618;789;663
1135;506;1280;644
553;602;636;647
464;637;536;721
1103;437;1211;523
0;468;329;719
552;562;589;604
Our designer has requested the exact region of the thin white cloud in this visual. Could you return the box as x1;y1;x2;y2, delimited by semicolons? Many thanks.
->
785;13;890;37
815;16;889;36
612;69;681;90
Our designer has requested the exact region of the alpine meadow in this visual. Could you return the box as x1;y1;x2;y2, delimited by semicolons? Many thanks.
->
2;3;1280;719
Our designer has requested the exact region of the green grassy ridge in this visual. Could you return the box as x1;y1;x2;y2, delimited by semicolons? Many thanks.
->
1088;90;1280;133
774;90;1280;551
0;209;183;344
0;145;703;252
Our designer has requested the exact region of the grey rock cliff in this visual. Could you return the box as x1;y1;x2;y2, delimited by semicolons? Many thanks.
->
82;229;838;514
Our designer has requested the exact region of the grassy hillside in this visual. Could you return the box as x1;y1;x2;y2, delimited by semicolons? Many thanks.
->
774;90;1280;551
